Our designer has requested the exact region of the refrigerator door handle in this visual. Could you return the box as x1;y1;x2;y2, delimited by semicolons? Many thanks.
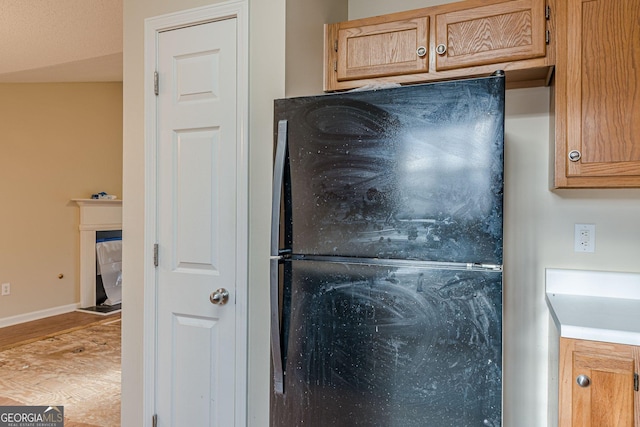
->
270;119;288;394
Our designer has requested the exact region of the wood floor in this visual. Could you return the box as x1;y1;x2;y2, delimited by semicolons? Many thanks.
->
0;314;122;427
0;311;122;351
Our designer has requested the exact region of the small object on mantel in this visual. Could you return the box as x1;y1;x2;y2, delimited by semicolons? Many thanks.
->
91;192;118;200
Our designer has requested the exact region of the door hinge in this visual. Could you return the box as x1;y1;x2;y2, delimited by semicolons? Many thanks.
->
333;60;337;72
545;30;550;45
153;243;159;267
545;5;551;20
152;414;157;427
154;71;159;96
333;40;338;52
634;373;638;392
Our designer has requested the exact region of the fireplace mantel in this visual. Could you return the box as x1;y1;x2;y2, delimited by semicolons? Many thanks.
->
73;199;122;308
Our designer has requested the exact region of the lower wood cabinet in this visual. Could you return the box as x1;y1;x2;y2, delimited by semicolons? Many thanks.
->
559;338;640;426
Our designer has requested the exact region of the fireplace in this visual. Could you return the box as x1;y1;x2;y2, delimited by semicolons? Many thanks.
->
73;199;123;308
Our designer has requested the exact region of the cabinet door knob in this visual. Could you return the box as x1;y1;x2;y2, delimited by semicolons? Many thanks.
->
436;44;447;55
576;374;591;387
568;150;582;162
416;46;427;57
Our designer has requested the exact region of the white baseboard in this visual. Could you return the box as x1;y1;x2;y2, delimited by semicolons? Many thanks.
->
0;303;80;328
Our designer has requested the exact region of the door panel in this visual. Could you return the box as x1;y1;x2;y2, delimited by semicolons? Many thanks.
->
175;129;221;270
155;17;237;427
171;314;219;425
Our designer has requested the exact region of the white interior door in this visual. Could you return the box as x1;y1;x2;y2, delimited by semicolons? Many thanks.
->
155;17;238;427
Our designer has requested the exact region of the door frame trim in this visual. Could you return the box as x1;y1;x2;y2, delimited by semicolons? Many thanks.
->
143;2;249;425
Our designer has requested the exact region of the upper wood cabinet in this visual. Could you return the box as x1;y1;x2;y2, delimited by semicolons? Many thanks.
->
335;17;429;81
324;0;554;92
434;0;546;70
559;338;639;426
553;0;640;188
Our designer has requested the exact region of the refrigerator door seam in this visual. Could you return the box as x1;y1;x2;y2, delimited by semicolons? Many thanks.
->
290;255;503;272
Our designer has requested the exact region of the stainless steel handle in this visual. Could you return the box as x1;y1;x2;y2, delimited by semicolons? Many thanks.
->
209;288;229;305
416;46;427;57
576;374;590;387
270;119;288;395
436;43;447;55
569;150;581;162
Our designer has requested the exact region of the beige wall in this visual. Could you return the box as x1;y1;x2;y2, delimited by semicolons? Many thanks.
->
348;1;640;425
0;83;122;320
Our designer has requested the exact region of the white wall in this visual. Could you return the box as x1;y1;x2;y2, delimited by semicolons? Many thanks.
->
285;0;347;96
504;87;640;426
248;0;287;423
122;0;286;425
348;1;640;425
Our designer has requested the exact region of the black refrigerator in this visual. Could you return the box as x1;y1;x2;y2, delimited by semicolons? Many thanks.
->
270;75;505;427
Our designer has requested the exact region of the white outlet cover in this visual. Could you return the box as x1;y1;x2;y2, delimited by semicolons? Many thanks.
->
574;223;596;253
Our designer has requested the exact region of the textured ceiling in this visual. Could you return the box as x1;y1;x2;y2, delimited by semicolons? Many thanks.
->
0;0;122;82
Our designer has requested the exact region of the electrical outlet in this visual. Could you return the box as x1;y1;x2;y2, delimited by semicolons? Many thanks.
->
574;224;596;253
1;282;10;296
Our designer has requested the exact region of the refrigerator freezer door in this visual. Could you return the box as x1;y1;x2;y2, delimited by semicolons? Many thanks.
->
274;76;504;265
271;259;502;427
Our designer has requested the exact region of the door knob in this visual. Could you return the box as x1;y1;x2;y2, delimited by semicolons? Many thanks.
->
210;288;229;305
576;374;590;387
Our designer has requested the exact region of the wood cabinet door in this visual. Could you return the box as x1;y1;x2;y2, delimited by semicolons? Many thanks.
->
434;0;546;71
559;338;640;427
572;352;635;427
335;17;429;81
562;0;640;184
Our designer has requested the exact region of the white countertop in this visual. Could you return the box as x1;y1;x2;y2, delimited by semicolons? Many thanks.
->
546;268;640;346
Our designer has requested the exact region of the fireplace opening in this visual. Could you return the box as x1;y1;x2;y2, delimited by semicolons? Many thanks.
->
96;230;122;307
78;229;122;315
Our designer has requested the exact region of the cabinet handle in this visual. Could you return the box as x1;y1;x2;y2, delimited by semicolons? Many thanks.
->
568;150;582;162
576;374;591;388
436;44;447;55
416;46;427;57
